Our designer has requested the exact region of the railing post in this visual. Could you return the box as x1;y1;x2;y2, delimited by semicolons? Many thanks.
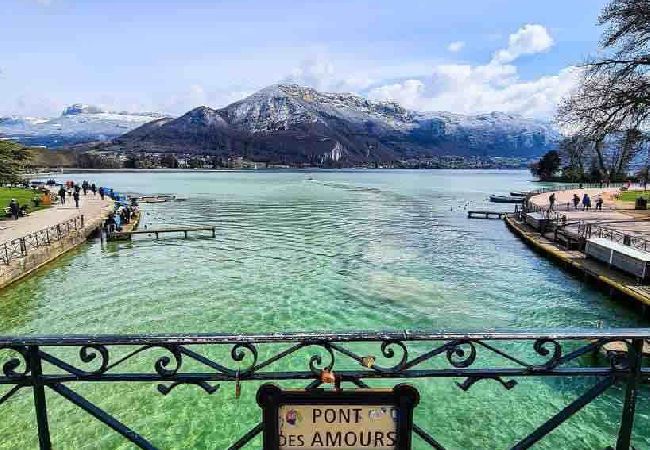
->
29;346;52;450
81;215;84;228
3;243;8;265
20;238;26;256
616;338;644;450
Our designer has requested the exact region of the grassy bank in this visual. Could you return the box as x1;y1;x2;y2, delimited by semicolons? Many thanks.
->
618;190;650;202
0;187;50;218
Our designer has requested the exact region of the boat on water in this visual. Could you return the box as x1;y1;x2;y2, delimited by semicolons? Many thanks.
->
138;195;175;203
490;195;525;204
510;191;528;197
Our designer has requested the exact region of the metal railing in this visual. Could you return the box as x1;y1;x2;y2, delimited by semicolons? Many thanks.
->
0;329;648;449
527;182;627;197
0;215;84;265
585;226;650;253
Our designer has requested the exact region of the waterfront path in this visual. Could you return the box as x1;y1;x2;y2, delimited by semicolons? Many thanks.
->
528;187;650;237
0;192;112;243
505;185;650;308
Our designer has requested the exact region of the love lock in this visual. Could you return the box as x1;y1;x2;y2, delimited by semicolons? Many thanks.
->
361;355;376;368
320;369;336;384
235;370;241;399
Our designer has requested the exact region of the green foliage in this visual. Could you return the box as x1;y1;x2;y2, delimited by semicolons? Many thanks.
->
530;150;561;181
618;191;650;202
0;187;48;216
0;141;32;185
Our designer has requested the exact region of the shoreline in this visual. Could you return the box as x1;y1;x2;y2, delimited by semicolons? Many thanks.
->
0;191;114;290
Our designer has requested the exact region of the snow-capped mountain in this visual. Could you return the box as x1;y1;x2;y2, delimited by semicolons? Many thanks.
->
117;84;559;164
0;104;167;148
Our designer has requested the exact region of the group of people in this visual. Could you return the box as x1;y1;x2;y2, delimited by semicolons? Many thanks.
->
104;200;139;233
57;180;106;208
547;192;604;211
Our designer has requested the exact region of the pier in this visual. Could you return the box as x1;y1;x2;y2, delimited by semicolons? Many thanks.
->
467;210;506;219
110;225;216;240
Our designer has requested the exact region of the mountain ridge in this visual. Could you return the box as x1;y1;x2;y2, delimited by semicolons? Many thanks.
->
114;84;559;165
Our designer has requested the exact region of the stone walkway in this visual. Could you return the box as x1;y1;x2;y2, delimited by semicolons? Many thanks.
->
529;187;650;238
0;192;112;243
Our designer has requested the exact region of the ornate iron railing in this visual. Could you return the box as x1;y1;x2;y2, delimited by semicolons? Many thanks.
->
0;215;84;265
0;329;648;449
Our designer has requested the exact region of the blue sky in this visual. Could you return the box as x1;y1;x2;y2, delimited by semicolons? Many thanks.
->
0;0;608;118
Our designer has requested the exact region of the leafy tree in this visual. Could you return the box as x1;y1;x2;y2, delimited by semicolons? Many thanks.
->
0;141;32;185
530;150;561;181
558;135;589;181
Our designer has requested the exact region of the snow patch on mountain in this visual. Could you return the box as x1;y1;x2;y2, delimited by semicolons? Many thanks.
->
0;104;168;147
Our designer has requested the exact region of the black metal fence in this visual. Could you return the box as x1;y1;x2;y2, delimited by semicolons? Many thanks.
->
0;329;648;449
582;225;650;253
0;215;84;265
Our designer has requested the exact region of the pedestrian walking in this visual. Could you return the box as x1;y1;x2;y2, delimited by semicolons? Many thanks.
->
596;197;604;211
572;194;580;209
582;193;591;211
73;191;80;208
8;199;19;220
91;183;97;196
98;187;105;200
548;193;556;211
58;186;66;204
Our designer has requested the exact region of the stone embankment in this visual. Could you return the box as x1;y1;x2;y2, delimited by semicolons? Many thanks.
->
506;186;650;310
0;193;113;290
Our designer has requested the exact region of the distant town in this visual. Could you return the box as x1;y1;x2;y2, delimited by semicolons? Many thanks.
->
32;148;533;171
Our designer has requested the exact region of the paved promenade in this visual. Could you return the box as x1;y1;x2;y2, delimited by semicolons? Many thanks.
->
529;187;650;238
0;192;112;243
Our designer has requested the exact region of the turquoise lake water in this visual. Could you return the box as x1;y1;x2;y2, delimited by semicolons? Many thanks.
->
0;170;648;449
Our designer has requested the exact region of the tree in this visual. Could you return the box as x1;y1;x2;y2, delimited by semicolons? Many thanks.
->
558;0;650;135
558;135;589;181
530;150;561;180
0;141;32;185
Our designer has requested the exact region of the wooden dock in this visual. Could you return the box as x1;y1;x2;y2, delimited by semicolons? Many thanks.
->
467;210;506;220
111;225;216;240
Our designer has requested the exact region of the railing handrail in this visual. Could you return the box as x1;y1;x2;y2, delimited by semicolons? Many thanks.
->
0;214;84;265
526;182;626;197
2;327;650;346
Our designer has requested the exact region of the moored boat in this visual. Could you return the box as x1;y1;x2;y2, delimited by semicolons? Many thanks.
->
490;195;525;203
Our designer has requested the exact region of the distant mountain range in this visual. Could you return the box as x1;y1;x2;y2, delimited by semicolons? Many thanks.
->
0;104;165;148
115;85;559;164
1;85;560;164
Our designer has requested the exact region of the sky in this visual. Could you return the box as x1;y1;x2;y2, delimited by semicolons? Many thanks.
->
0;0;609;119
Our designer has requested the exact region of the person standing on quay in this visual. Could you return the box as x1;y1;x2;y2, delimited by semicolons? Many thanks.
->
548;193;556;211
58;186;66;204
99;186;105;200
572;194;580;209
582;193;591;211
9;199;19;220
82;181;88;195
73;190;80;208
91;183;97;196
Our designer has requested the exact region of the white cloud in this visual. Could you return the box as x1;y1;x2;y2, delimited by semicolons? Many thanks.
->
366;24;575;118
284;58;375;93
492;24;553;64
447;41;465;53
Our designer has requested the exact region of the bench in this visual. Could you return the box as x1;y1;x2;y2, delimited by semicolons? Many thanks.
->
585;237;650;281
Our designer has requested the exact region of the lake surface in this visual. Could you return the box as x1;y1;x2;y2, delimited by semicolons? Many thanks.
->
0;170;648;449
